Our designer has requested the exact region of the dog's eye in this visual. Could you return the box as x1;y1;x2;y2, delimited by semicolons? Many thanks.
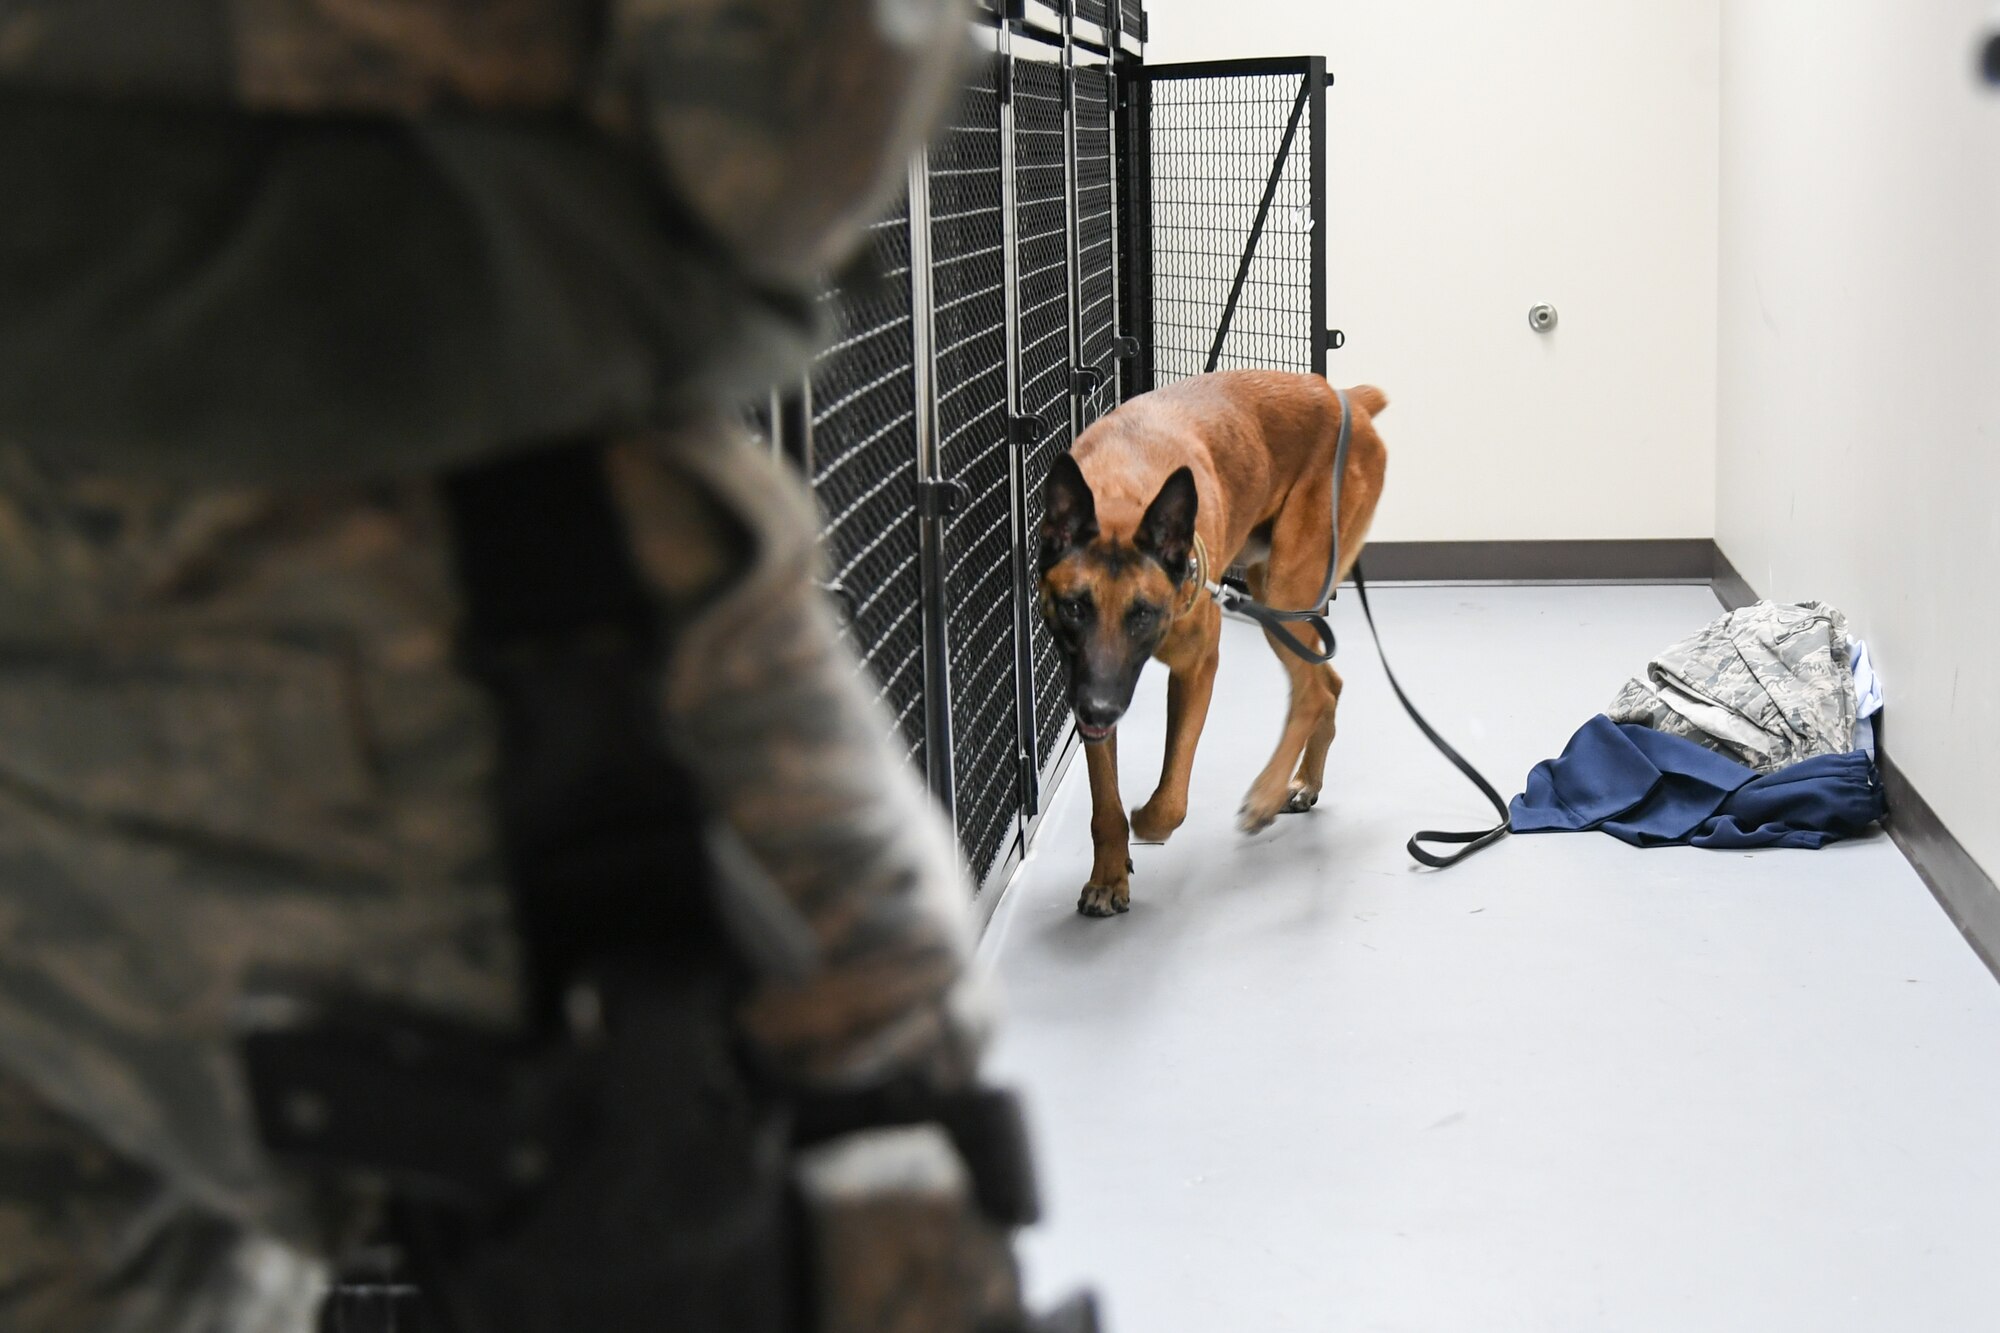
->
1127;601;1160;629
1057;596;1091;625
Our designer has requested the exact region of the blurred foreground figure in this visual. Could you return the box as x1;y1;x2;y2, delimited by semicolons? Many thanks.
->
0;4;1091;1330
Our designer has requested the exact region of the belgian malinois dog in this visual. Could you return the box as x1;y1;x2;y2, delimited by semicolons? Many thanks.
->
1037;370;1389;916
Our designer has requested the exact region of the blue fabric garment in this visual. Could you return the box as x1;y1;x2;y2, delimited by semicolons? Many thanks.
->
1510;715;1884;850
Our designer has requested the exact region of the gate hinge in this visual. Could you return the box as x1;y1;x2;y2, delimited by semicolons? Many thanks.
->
1068;364;1108;397
1018;751;1040;812
1113;334;1141;359
917;478;970;518
1325;328;1346;351
1007;413;1047;446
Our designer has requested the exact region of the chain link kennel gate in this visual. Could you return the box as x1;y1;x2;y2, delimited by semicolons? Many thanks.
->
1119;56;1333;393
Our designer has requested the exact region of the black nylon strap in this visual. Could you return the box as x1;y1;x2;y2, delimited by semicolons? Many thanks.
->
441;439;723;1026
1350;563;1512;868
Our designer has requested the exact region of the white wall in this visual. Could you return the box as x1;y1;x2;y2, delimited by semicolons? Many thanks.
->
1718;0;2000;876
1144;0;1721;541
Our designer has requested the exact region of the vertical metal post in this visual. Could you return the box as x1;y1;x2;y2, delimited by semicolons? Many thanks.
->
1118;70;1155;395
1308;57;1328;378
999;27;1042;824
1060;39;1085;445
909;152;956;815
1101;64;1126;406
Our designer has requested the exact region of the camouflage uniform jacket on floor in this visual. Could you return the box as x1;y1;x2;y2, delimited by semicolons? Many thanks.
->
1607;600;1859;775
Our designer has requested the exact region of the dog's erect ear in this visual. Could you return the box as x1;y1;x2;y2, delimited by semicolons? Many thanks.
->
1136;466;1199;585
1040;453;1099;568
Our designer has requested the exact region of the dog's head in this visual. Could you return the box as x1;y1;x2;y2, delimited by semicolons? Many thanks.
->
1036;454;1198;743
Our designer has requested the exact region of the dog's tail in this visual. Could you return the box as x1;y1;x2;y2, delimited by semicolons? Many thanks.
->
1348;384;1389;417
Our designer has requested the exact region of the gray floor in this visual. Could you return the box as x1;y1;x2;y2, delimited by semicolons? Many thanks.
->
978;585;2000;1333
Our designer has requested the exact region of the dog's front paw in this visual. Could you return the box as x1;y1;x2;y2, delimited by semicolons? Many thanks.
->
1077;881;1131;917
1284;780;1321;814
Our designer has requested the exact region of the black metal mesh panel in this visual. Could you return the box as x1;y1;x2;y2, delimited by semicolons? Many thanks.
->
1145;71;1317;382
930;59;1018;883
809;199;928;774
1073;0;1109;30
1013;57;1075;773
1119;0;1147;41
1073;61;1119;431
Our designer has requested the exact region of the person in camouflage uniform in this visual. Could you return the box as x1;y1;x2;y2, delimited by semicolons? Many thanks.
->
0;3;1075;1330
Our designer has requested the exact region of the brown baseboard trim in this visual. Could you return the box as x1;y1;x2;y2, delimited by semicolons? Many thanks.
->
1358;539;1717;584
1713;547;2000;985
1880;742;2000;984
1710;545;1757;612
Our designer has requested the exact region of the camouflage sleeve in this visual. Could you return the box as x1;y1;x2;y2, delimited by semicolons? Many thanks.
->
591;0;972;288
607;421;990;1092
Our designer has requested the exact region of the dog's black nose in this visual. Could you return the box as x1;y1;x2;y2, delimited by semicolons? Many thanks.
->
1074;697;1123;732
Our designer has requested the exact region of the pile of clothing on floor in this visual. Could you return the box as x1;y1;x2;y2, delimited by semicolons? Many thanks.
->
1511;601;1886;850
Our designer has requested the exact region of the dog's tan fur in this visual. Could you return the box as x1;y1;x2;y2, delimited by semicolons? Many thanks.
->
1038;370;1389;916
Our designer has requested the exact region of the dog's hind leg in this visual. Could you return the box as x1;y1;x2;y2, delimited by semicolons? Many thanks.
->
1079;730;1133;916
1286;663;1343;812
1240;640;1336;833
1239;479;1340;834
1245;563;1347;812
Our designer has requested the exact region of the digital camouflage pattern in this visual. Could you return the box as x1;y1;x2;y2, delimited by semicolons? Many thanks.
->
0;425;998;1330
0;450;518;1327
614;427;987;1093
0;0;993;1326
1607;600;1858;774
0;0;968;288
0;1073;326;1333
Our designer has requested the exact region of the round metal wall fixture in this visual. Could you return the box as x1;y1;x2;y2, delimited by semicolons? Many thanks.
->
1528;304;1558;333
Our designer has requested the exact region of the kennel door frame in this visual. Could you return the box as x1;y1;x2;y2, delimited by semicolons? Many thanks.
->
1004;28;1090;830
1118;55;1331;396
928;21;1043;890
1070;40;1124;437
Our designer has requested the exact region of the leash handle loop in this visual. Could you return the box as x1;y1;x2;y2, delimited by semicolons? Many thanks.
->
1351;564;1512;868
